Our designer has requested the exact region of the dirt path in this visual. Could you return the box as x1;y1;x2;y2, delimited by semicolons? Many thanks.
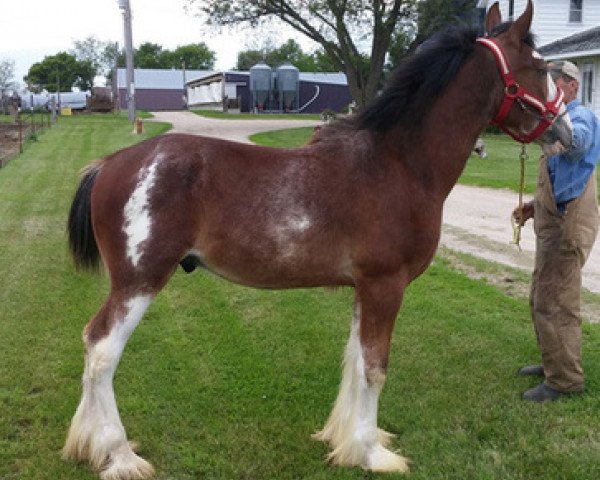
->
150;111;320;144
149;111;600;298
443;184;600;295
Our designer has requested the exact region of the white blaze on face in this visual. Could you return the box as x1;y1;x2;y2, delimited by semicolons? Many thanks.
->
545;66;570;124
123;159;160;267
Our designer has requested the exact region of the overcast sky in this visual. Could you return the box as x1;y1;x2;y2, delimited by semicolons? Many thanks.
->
0;0;316;87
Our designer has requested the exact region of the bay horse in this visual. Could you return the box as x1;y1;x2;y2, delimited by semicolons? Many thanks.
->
64;2;572;478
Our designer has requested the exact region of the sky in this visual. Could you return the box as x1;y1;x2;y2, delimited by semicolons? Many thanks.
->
0;0;316;88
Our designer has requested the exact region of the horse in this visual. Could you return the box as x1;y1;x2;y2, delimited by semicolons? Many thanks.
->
63;2;572;478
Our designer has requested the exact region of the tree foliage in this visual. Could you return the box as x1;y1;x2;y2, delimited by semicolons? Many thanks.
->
71;36;112;77
25;52;94;92
116;42;216;70
235;39;336;71
413;0;480;48
0;59;16;93
187;0;416;108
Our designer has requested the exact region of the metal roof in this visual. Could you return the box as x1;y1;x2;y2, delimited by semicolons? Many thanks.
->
539;26;600;59
119;68;348;90
117;68;215;90
186;70;348;87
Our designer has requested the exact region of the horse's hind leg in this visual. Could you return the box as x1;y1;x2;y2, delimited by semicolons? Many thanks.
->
314;276;409;472
63;290;156;480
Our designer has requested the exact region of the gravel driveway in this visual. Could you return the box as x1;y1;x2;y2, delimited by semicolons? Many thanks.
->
150;111;600;294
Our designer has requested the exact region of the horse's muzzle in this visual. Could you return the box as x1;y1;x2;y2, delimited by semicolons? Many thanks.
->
539;109;573;150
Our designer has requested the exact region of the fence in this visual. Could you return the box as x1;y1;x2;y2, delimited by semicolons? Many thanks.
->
0;111;51;168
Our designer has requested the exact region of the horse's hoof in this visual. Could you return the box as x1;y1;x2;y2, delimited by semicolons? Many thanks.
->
364;444;410;473
99;449;154;480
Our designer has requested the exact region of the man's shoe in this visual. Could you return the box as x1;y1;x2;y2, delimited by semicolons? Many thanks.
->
522;383;582;402
518;364;544;377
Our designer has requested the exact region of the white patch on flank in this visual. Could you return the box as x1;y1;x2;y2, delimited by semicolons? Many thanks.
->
532;50;543;60
123;158;160;267
272;211;312;259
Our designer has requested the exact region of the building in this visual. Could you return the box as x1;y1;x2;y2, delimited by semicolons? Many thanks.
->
115;68;214;111
186;69;351;114
539;27;600;116
478;0;600;116
115;67;352;114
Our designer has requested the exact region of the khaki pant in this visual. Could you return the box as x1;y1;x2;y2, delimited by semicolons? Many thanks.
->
530;157;599;392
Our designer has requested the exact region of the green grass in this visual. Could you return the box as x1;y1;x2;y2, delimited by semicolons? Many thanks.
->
2;115;600;479
0;114;16;123
249;126;316;147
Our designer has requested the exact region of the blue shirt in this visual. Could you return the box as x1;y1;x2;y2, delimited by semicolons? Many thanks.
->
548;99;600;210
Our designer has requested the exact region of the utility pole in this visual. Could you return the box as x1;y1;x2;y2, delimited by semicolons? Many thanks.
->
118;0;135;122
181;60;187;109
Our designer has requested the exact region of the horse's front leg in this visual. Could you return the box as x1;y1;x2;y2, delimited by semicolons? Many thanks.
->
314;274;409;472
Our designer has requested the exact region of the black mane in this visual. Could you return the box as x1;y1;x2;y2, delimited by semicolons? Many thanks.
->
358;25;480;132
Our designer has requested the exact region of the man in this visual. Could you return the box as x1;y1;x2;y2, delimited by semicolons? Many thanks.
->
514;61;600;402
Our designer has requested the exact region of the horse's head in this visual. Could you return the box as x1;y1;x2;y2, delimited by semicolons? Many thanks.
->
483;0;572;150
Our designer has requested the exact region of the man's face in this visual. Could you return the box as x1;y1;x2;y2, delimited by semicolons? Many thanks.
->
555;75;579;104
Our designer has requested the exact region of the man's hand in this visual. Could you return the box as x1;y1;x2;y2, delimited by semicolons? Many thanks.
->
512;201;534;226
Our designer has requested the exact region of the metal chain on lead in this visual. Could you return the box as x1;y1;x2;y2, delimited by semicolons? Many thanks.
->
510;144;528;251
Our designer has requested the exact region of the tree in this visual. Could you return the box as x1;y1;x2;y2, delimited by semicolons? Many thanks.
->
72;36;108;77
25;52;94;92
117;42;216;70
235;39;335;71
135;42;165;69
170;44;216;69
0;59;16;94
0;59;16;114
412;0;479;49
187;0;416;108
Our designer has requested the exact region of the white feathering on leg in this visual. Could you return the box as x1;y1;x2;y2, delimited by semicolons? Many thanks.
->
64;295;155;480
313;302;409;472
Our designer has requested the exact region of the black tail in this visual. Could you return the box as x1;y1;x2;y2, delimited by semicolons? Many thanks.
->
68;164;102;270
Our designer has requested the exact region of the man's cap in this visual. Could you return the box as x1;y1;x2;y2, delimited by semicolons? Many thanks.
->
548;60;581;83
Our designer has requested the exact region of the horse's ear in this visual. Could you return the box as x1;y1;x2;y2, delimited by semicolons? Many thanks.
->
510;0;533;41
485;2;502;35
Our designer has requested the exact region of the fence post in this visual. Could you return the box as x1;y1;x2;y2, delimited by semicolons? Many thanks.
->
18;114;23;153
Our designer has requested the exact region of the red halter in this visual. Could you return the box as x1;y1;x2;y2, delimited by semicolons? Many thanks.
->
476;37;564;144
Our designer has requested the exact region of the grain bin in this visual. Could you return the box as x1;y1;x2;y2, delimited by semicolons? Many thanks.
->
276;63;299;112
249;62;273;111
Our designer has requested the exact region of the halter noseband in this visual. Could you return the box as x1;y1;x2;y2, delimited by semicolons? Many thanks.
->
476;37;564;144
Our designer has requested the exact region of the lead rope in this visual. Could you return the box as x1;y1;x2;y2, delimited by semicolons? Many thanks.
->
510;144;528;251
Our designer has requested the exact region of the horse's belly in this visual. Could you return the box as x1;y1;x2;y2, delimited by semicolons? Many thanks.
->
194;230;354;289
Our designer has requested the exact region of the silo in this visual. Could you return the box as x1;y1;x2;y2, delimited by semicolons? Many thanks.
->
249;62;273;111
276;63;299;112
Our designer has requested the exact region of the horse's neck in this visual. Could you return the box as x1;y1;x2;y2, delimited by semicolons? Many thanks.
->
386;50;502;202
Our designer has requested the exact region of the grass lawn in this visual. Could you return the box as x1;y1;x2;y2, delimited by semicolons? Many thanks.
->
2;115;600;479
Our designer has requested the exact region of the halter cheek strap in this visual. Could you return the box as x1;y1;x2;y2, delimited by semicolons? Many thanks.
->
476;37;564;144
